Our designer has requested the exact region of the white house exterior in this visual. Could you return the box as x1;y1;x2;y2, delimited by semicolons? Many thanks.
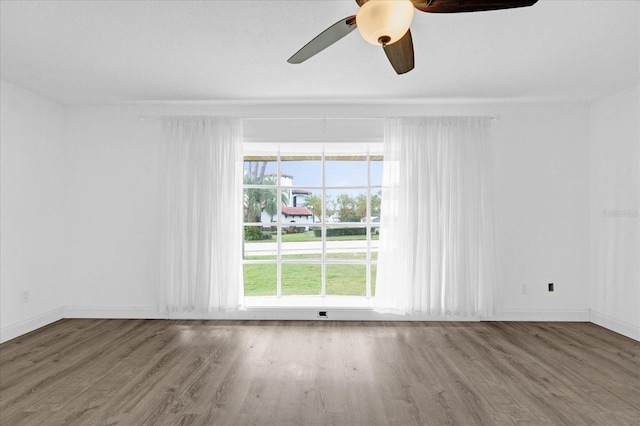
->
259;171;314;229
260;206;313;227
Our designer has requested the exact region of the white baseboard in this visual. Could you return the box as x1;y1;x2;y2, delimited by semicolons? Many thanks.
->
590;310;640;341
221;309;479;322
0;308;64;344
485;308;591;322
4;307;636;343
57;307;594;322
61;306;477;321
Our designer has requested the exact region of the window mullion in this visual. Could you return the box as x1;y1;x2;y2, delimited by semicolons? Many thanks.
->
366;151;371;298
276;151;282;297
321;150;326;298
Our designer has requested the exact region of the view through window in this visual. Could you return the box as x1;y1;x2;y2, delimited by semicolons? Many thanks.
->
243;150;382;301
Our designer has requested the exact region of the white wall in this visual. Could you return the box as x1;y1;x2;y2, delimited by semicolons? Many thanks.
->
0;81;66;341
63;108;162;315
492;104;590;319
589;85;640;340
60;102;590;321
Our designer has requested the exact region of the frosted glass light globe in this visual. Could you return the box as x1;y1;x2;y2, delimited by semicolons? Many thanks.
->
356;0;415;46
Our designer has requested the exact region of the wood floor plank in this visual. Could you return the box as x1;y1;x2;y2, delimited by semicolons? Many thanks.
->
1;320;638;425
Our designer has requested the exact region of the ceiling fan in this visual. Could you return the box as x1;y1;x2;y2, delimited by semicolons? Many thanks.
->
288;0;539;74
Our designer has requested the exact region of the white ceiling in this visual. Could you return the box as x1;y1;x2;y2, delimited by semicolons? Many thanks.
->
1;0;638;105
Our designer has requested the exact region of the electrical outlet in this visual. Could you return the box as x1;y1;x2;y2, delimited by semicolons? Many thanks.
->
548;283;554;292
20;291;29;303
521;284;528;294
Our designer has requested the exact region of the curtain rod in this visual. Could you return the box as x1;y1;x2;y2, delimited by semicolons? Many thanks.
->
139;115;500;122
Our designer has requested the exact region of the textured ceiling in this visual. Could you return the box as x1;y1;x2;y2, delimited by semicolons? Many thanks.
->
1;0;638;105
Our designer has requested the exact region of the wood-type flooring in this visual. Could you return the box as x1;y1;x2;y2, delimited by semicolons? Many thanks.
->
1;319;638;425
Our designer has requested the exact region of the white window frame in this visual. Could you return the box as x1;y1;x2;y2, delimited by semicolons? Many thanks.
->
242;142;383;307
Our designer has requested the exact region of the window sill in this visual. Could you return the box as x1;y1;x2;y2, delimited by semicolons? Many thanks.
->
243;295;375;310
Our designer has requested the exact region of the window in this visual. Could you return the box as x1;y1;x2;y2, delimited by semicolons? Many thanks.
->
242;144;382;305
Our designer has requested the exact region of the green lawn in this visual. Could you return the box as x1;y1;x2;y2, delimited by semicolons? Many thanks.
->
243;234;379;297
243;263;277;296
282;264;322;295
243;259;377;297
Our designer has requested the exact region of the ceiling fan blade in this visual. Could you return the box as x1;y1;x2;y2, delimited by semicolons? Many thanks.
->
383;29;414;74
412;0;538;13
288;16;357;64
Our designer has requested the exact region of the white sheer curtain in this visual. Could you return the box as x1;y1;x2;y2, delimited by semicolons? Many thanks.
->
160;117;244;316
375;117;497;318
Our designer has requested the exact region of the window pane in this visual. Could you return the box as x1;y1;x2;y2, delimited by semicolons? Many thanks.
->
281;252;321;260
244;264;277;296
325;159;367;187
371;264;377;296
244;188;277;224
295;189;322;221
282;264;321;295
326;264;366;296
370;159;383;187
370;226;380;255
327;251;366;261
243;230;275;255
370;190;382;219
281;226;322;260
370;245;378;261
326;225;367;260
325;189;367;223
280;188;321;227
281;158;321;187
243;161;277;184
243;226;275;244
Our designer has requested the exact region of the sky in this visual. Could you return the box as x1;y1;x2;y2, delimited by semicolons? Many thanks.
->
244;159;383;188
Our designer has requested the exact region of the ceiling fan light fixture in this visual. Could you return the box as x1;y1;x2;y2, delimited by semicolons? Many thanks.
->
356;0;414;46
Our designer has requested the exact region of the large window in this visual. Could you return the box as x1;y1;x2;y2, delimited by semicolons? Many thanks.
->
243;146;382;303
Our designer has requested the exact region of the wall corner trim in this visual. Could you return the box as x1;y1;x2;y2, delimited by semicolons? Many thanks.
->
0;308;64;344
590;310;640;342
